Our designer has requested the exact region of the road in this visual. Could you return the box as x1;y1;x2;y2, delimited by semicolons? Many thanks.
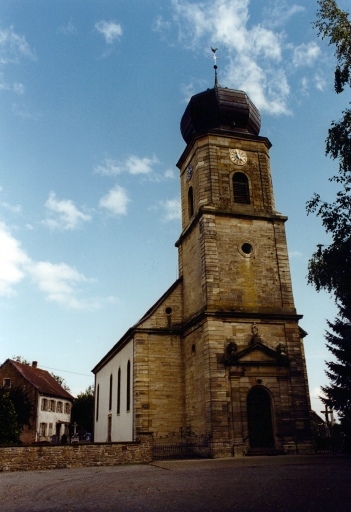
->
1;454;350;511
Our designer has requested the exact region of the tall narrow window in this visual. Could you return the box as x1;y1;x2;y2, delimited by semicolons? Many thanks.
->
233;172;250;204
188;186;194;218
117;368;121;415
109;374;113;411
126;360;131;412
96;384;100;421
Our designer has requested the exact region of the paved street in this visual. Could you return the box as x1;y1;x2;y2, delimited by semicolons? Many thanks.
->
1;454;350;512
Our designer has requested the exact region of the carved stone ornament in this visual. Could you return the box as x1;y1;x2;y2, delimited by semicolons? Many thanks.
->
250;323;262;345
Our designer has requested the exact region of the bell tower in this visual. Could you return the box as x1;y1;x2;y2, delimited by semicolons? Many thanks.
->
176;68;313;456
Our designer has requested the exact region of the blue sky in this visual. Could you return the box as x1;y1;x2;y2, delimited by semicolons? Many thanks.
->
0;0;347;417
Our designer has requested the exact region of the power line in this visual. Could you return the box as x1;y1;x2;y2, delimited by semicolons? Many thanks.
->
40;365;93;378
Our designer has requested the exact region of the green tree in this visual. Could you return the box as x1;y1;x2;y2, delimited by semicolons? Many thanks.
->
51;373;71;393
0;392;19;445
307;0;351;305
8;387;32;431
71;385;94;438
0;387;32;442
307;0;351;448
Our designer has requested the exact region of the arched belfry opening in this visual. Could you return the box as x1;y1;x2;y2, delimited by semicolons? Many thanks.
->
188;186;194;218
247;386;274;449
233;172;250;204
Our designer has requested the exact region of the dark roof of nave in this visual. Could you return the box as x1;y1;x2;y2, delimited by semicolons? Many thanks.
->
180;86;261;144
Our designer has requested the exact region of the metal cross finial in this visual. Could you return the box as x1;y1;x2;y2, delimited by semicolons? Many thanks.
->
211;47;220;87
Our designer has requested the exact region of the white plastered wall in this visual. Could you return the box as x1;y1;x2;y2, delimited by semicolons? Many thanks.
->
94;339;133;442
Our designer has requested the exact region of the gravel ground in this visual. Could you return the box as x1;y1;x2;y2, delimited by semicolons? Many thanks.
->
1;454;350;512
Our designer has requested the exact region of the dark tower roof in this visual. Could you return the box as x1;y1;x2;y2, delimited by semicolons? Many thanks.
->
180;86;261;144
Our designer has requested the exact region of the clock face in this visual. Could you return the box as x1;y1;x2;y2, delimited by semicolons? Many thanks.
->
186;164;193;181
229;148;247;166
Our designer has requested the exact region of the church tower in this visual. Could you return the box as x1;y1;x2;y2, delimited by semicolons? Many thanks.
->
93;64;313;457
176;74;313;456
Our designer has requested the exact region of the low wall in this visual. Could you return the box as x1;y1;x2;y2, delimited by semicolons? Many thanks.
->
0;433;153;472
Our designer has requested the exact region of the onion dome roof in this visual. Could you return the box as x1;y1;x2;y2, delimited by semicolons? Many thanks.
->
180;86;261;144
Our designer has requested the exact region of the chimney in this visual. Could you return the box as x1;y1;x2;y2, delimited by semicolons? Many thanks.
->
32;361;38;368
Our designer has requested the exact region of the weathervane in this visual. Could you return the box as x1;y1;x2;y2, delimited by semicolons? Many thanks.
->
211;47;220;87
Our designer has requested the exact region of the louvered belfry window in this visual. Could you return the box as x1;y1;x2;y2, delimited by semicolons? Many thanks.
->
233;172;250;204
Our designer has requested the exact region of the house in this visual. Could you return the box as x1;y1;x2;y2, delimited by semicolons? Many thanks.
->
0;359;74;443
92;77;314;457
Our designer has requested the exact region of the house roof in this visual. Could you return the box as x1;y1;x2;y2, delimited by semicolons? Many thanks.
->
2;359;74;400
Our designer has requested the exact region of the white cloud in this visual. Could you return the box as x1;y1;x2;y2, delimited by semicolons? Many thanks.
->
0;25;36;64
11;103;40;119
159;197;181;221
126;155;159;175
170;0;322;115
43;192;91;230
314;72;327;92
288;250;303;258
57;20;77;36
95;155;159;176
153;15;171;33
293;42;321;68
0;201;22;213
0;221;29;296
164;168;176;179
99;185;129;215
95;20;123;44
94;158;123;176
0;221;115;309
262;1;305;28
13;82;24;95
29;261;97;310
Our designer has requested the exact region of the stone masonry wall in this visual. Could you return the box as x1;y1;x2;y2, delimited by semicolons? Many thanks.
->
0;434;152;472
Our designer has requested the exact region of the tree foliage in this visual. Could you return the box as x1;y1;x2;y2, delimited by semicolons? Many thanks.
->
321;303;351;412
0;392;20;445
51;373;71;393
0;386;32;444
71;385;94;437
307;1;351;306
307;2;351;441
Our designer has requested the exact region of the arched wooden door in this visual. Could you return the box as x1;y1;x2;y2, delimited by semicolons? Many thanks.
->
247;386;274;448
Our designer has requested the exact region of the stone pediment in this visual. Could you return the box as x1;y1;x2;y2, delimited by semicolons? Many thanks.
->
224;341;289;367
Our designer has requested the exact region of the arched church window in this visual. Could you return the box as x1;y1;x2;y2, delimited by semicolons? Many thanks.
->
109;374;113;411
233;172;250;204
96;384;100;421
188;186;194;218
117;367;121;415
126;360;131;412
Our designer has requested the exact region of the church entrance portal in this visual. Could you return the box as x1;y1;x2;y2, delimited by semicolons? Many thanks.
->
247;387;274;449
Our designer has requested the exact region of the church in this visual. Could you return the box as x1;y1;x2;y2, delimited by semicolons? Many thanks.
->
92;70;313;457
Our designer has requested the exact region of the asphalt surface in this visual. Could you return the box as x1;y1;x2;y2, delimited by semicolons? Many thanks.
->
1;454;350;512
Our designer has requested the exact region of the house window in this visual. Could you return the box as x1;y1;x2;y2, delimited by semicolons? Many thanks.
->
96;384;100;421
65;402;70;414
57;401;63;413
48;423;53;435
109;374;113;411
117;368;121;415
126;360;131;412
49;400;55;412
233;172;250;204
3;378;11;388
188;186;194;218
41;398;48;411
39;423;47;437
